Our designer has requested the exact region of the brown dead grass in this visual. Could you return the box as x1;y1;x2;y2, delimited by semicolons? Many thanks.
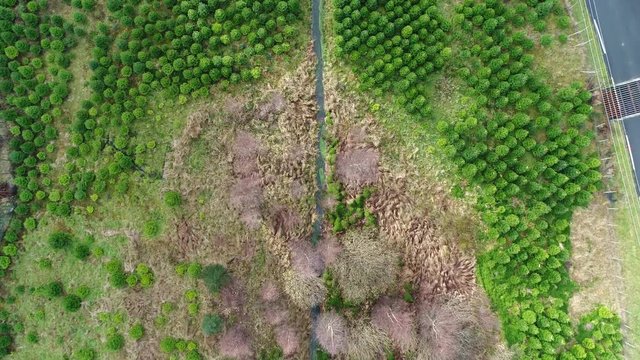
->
569;199;623;318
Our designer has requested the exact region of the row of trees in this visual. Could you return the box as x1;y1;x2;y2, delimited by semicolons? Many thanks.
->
333;0;451;116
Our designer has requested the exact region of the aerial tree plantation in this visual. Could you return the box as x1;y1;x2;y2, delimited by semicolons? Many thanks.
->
0;0;628;359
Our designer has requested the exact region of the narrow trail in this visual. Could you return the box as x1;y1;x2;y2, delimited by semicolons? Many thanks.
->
310;0;326;356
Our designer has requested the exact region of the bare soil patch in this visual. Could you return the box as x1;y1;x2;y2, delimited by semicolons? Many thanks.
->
335;148;380;191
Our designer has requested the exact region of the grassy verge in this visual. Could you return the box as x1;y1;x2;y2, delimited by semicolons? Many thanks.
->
572;0;640;356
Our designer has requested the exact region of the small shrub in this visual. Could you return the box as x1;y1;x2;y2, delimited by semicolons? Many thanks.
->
187;262;202;278
201;314;223;335
129;323;144;341
73;244;91;260
143;220;160;238
106;333;125;351
164;191;182;207
26;331;38;344
161;302;175;315
160;336;177;353
200;264;230;294
73;347;96;360
187;302;199;316
43;281;64;298
175;263;188;276
126;274;138;287
48;231;73;250
76;286;91;300
540;34;553;47
63;294;82;312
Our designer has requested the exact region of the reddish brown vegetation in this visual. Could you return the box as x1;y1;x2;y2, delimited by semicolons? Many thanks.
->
229;130;264;230
218;326;254;359
260;281;281;303
371;297;417;351
0;183;14;198
290;240;324;278
316;311;348;356
264;304;289;326
275;325;301;357
317;234;342;266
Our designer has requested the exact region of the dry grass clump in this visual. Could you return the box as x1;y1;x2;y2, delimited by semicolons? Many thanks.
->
282;269;326;309
371;297;417;351
218;326;254;359
290;240;324;278
275;325;301;357
316;311;348;356
318;233;342;266
402;219;476;301
416;295;499;360
346;321;390;360
260;281;281;303
269;206;302;238
333;227;398;303
367;182;412;242
255;92;287;121
335;147;380;191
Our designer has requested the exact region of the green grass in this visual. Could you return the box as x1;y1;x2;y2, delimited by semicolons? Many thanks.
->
5;178;169;359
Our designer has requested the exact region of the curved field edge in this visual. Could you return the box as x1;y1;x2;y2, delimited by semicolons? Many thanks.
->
326;0;624;358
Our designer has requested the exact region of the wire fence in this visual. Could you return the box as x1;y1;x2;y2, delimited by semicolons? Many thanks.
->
570;0;640;356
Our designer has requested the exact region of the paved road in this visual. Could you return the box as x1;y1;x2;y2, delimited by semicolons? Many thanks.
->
587;0;640;84
588;0;640;190
622;116;640;192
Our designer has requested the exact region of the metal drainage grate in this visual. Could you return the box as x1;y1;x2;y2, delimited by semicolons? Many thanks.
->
602;78;640;120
